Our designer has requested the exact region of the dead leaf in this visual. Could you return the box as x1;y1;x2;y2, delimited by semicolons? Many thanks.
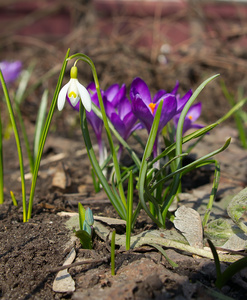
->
52;162;71;190
174;205;203;248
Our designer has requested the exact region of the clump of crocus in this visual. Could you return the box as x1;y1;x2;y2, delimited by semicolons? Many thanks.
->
104;83;142;159
173;102;204;135
57;65;91;112
130;77;177;159
68;82;141;161
0;61;22;85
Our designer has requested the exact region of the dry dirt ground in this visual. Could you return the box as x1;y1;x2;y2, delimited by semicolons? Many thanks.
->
1;1;247;299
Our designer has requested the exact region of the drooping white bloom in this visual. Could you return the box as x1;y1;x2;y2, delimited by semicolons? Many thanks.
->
57;66;92;112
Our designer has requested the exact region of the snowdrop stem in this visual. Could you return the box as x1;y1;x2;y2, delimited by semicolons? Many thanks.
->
27;49;70;221
68;53;127;214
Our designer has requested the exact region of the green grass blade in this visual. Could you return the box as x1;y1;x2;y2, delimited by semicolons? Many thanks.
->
153;138;230;195
161;75;220;220
68;53;127;209
152;123;218;166
221;80;247;148
0;69;27;221
138;100;164;227
33;89;48;162
10;191;18;206
15;62;35;106
80;103;126;220
202;160;220;227
27;48;70;220
14;104;34;174
0;112;3;204
216;256;247;289
149;243;178;268
207;239;222;281
126;170;133;250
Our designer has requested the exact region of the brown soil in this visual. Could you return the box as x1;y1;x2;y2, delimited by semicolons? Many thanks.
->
1;1;247;299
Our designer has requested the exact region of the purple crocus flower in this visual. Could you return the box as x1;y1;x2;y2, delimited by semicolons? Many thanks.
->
104;84;139;141
173;102;204;135
68;81;140;161
0;61;22;85
130;77;177;158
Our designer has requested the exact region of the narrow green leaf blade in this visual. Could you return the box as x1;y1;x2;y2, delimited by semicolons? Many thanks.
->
33;89;48;162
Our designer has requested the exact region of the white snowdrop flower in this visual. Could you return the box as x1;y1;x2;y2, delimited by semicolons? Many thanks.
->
57;66;92;112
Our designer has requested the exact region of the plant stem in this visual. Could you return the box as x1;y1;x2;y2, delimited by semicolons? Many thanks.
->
0;112;3;204
0;70;27;221
126;171;133;250
27;49;70;220
69;54;127;212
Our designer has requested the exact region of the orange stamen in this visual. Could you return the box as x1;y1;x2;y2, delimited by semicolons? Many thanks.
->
188;115;193;120
149;103;156;114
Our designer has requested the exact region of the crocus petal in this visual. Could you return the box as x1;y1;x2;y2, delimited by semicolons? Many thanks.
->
110;113;126;137
186;102;201;121
171;80;179;95
153;89;167;103
87;82;97;94
76;80;92;112
182;118;193;135
156;94;177;132
177;89;193;113
130;77;152;106
130;122;144;133
104;99;116;119
86;93;103;138
57;81;70;111
0;61;22;84
122;111;138;139
118;97;132;120
105;84;126;107
132;94;153;131
104;84;119;102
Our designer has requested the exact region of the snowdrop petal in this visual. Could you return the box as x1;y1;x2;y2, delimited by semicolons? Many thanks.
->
76;80;92;112
57;81;70;111
68;79;80;106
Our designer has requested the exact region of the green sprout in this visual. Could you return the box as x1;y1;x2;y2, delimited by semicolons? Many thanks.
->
208;239;247;289
74;203;94;249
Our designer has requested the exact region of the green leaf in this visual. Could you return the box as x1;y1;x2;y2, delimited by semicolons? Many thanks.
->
207;239;222;280
33;89;48;162
27;48;70;221
75;229;93;249
205;218;241;244
78;203;86;231
227;188;247;233
202;160;221;227
14;62;35;106
80;103;126;220
126;170;133;250
151;138;231;193
149;243;178;268
216;256;247;289
138;100;164;227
